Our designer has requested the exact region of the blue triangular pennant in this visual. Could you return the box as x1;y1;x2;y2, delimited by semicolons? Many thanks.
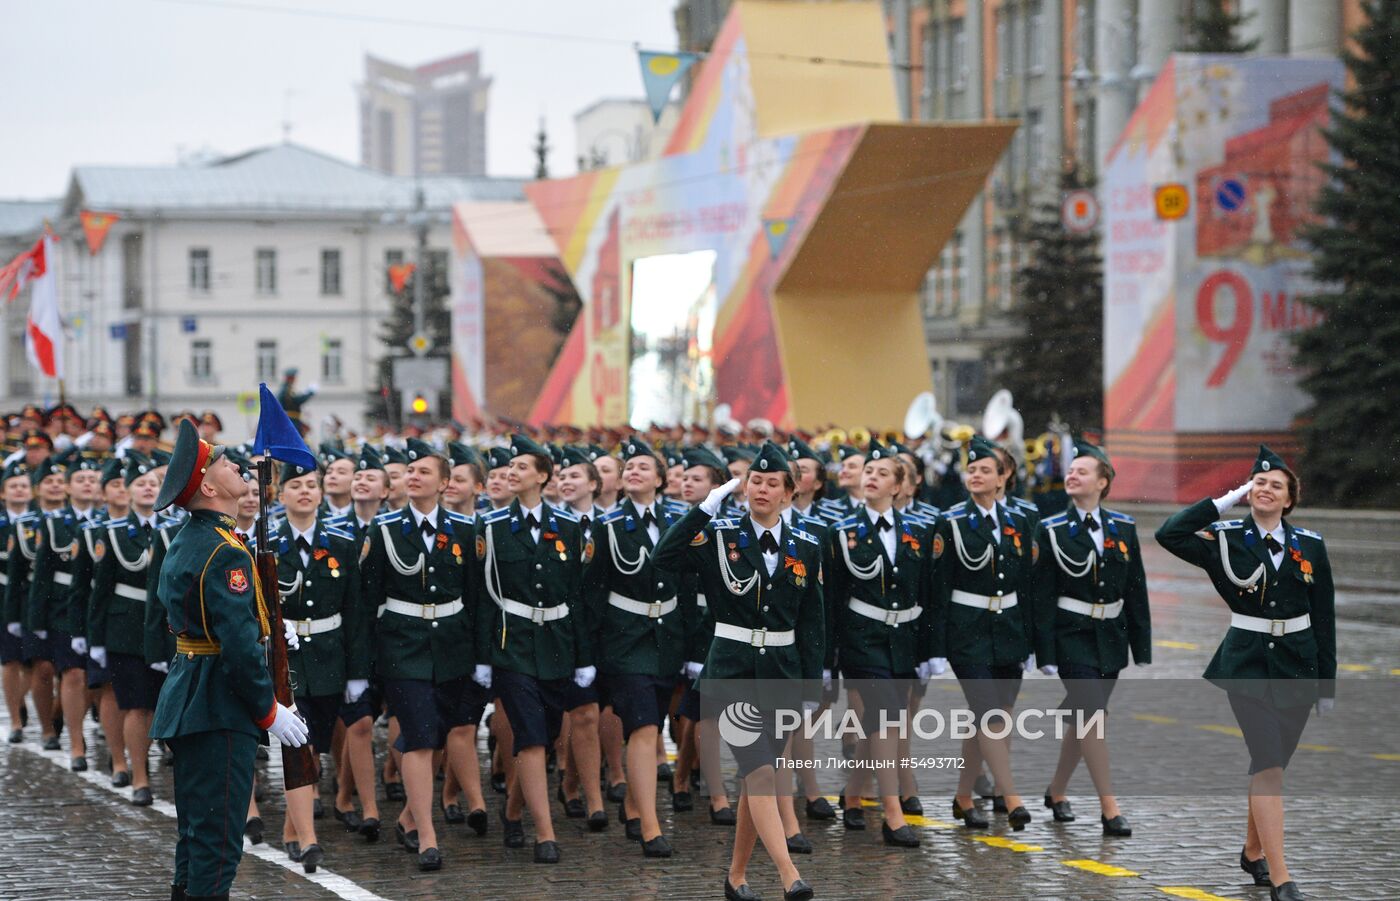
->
252;383;316;471
638;50;699;123
763;217;796;260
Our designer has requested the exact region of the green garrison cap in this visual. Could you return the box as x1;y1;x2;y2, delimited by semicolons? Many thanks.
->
887;440;916;459
1252;444;1290;476
2;460;30;483
155;418;226;511
1070;438;1115;478
721;445;756;465
620;435;658;462
509;433;550;463
123;453;156;486
547;443;567;467
787;436;820;462
680;445;725;471
448;441;483;470
65;450;104;477
836;444;863;462
558;445;592;469
966;436;1000;465
866;439;893;461
356;443;385;473
29;454;66;486
381;445;409;467
151;448;173;468
99;457;125;487
485;446;513;471
585;444;612;463
279;460;317;486
318;442;350;466
750;441;792;476
404;437;443;463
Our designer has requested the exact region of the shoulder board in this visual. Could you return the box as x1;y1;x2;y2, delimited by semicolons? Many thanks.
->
903;514;934;530
833;514;860;532
323;524;356;543
157;513;183;530
796;514;827;531
598;508;627;525
1211;519;1243;531
480;507;511;525
1001;503;1027;522
662;498;689;514
790;527;820;546
323;513;351;528
944;510;968;521
87;516;118;531
916;501;941;516
374;510;405;525
816;498;843;510
1106;510;1135;525
709;518;740;531
1011;496;1038;511
1041;512;1069;527
14;511;38;524
1294;527;1322;540
550;506;580;523
444;509;475;527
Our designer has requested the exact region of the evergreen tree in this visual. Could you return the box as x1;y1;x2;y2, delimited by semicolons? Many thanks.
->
533;118;551;179
1178;0;1259;53
1294;0;1399;506
365;251;452;426
989;166;1103;433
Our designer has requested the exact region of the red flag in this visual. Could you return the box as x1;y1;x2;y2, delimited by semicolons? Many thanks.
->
0;235;45;303
23;236;63;379
388;262;416;293
79;210;121;255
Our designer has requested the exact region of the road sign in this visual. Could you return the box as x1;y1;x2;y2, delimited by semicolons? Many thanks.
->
1215;178;1246;212
1154;183;1190;221
408;332;433;356
1060;189;1100;234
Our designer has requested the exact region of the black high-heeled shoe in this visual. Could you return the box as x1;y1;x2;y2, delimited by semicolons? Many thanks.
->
724;878;761;901
786;833;813;854
1240;847;1271;886
1007;806;1031;831
1270;882;1305;901
992;794;1008;814
300;843;324;874
359;817;381;843
418;847;442;871
243;817;264;846
1101;814;1132;837
899;796;923;815
1043;789;1075;822
783;878;815;901
882;822;920;847
842;807;865;830
951;798;988;828
466;808;488;836
283;841;302;862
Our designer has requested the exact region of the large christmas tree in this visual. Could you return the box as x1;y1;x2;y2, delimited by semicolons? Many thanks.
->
1295;0;1400;506
990;166;1103;434
1177;0;1258;53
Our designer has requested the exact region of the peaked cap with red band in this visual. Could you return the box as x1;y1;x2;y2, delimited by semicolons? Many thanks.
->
155;417;226;511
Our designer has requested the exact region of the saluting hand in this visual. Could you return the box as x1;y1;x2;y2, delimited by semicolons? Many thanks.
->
699;478;743;516
1213;480;1254;515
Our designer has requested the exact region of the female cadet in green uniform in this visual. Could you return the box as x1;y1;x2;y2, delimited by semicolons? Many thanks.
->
653;441;822;901
362;437;478;872
1033;441;1150;837
1;461;34;745
474;433;592;864
585;436;685;857
1155;446;1334;901
928;435;1037;831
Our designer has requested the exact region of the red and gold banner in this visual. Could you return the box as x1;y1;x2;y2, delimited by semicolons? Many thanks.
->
79;210;120;255
388;262;416;293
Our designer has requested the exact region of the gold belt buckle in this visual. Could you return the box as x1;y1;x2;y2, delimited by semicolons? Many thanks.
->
1091;603;1106;620
531;606;546;624
296;619;312;637
647;601;664;619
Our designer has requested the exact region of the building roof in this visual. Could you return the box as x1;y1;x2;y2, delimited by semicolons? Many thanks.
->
0;199;61;238
60;143;527;218
453;201;557;257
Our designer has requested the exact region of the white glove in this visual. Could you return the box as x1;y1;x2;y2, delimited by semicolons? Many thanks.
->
1022;654;1035;672
282;619;300;651
5;622;19;637
821;668;832;690
472;664;493;689
150;661;169;674
34;630;47;640
684;661;704;681
927;657;947;676
801;700;819;717
306;382;320;395
1040;664;1059;676
91;646;107;669
1315;697;1335;716
1213;480;1254;515
344;679;369;703
699;477;742;516
573;665;596;688
70;636;88;656
267;703;309;747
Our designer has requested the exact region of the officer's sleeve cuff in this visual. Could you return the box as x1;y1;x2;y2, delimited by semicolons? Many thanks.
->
254;701;277;731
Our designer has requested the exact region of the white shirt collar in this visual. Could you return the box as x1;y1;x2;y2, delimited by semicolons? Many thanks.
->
135;512;159;529
1072;502;1102;524
519;501;543;522
326;501;352;518
290;522;315;544
975;500;997;519
411;505;440;529
752;519;781;545
865;505;894;526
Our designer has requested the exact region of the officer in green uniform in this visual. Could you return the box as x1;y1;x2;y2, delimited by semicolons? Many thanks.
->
652;441;821;901
1155;446;1333;901
475;433;593;864
929;435;1036;832
1;461;34;745
1033;440;1150;837
149;417;309;901
362;437;479;871
585;436;685;858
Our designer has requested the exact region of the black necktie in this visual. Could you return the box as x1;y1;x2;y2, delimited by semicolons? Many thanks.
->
640;509;656;528
420;517;435;537
524;513;539;532
579;515;591;532
876;516;893;532
759;531;779;554
1084;513;1100;532
296;536;312;557
1264;534;1283;555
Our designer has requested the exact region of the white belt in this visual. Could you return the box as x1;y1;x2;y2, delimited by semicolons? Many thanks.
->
115;583;147;602
1057;597;1124;620
1230;612;1311;637
608;591;677;619
497;597;570;624
288;612;343;637
53;571;73;586
848;597;922;626
950;589;1018;613
380;597;464;621
713;621;795;648
696;593;707;609
0;573;7;586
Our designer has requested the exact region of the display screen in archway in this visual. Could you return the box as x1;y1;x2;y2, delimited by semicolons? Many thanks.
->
628;250;718;429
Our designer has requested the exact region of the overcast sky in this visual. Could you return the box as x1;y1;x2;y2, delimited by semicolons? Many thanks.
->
0;0;679;199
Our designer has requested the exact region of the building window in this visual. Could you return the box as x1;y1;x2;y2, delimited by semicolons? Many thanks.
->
1029;1;1046;73
950;19;966;92
320;248;342;296
256;340;278;382
191;339;212;382
1027;109;1045;177
384;248;405;293
255;248;277;295
189;248;210;293
953;230;968;311
322;338;344;384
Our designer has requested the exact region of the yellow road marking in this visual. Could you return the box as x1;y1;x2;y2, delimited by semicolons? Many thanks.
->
1132;713;1179;725
1159;888;1244;901
1337;663;1373;673
1296;743;1338;752
1196;724;1244;738
1373;753;1400;762
1155;640;1199;650
975;835;1042;852
904;814;955;828
1062;859;1138;876
1389;668;1400;677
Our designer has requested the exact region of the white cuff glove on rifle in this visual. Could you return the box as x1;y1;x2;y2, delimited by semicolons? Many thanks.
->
283;619;300;651
267;703;309;747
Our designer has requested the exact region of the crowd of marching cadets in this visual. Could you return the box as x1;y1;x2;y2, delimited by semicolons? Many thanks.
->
0;401;1332;901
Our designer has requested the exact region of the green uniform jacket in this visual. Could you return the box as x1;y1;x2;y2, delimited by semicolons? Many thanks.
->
584;499;686;678
827;507;936;676
1007;495;1042;543
475;501;591;681
652;507;825;684
929;500;1036;666
26;508;86;635
143;516;185;665
0;510;20;625
1155;499;1335;702
3;511;40;628
785;508;836;669
150;509;277;740
1032;507;1151;671
269;518;369;698
67;512;111;642
89;516;160;657
362;507;477;684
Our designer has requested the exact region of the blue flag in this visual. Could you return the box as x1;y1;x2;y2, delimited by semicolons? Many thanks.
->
638;50;699;123
763;217;796;260
252;382;316;470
